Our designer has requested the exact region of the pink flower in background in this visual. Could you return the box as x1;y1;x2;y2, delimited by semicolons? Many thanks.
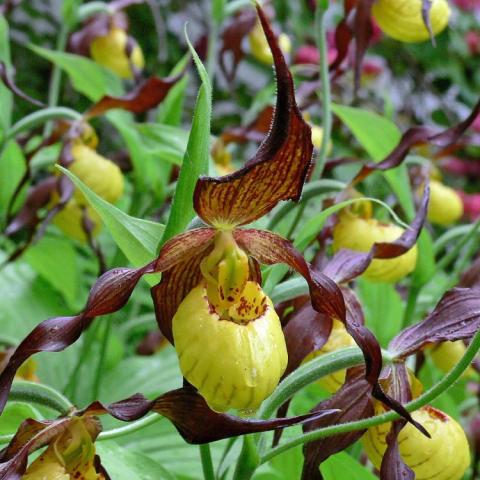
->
465;31;480;55
441;157;480;177
453;0;480;10
458;191;480;220
294;44;337;65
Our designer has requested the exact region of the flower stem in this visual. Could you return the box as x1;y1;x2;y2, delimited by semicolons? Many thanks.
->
4;107;82;143
311;1;332;181
233;435;260;480
10;380;73;415
259;328;480;464
98;414;163;440
43;23;69;137
91;316;112;401
200;443;216;480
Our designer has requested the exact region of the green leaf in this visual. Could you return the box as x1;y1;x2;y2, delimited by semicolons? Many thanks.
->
358;279;404;347
29;46;122;101
321;452;377;480
0;15;12;138
332;104;415;220
156;74;189;127
412;230;436;288
24;235;80;310
0;402;42;435
57;166;164;267
96;441;176;480
161;34;212;244
0;140;26;226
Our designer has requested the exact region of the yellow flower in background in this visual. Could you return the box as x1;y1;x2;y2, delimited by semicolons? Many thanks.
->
363;405;470;480
427;179;463;225
332;207;418;283
53;128;124;242
90;26;144;79
249;20;291;65
429;340;475;377
372;0;450;43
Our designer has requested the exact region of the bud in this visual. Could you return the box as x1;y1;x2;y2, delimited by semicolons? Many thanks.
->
426;179;463;225
23;417;103;480
429;340;475;378
332;210;418;283
173;232;287;413
249;20;291;65
90;26;144;79
303;319;355;393
372;0;450;43
363;406;470;480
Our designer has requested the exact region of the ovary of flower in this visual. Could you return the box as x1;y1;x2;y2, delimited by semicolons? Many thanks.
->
200;231;250;314
303;319;355;393
332;209;418;283
90;26;144;79
173;232;287;413
362;406;470;480
372;0;450;43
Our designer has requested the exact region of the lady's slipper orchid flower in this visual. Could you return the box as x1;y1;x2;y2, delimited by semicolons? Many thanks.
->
0;4;347;444
426;178;464;226
70;11;144;80
363;404;470;480
372;0;450;43
299;287;480;478
332;204;418;283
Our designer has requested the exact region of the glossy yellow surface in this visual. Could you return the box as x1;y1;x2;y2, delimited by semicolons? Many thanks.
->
303;319;355;393
248;21;291;65
363;406;470;480
430;340;475;377
372;0;450;43
173;281;287;413
427;179;463;225
23;418;103;480
332;212;418;283
70;144;124;205
90;26;144;79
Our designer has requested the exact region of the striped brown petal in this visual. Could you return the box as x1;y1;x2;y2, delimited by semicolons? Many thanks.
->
193;5;313;228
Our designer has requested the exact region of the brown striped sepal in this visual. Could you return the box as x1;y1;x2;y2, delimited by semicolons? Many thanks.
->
193;5;313;228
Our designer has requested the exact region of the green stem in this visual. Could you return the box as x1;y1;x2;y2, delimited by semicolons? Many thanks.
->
435;218;480;273
233;435;260;480
433;224;473;255
63;320;100;400
0;334;18;347
402;285;420;327
10;381;73;415
5;107;82;143
98;414;163;441
91;316;112;401
270;277;308;304
43;24;69;137
199;444;216;480
260;328;480;464
311;2;332;181
77;1;113;21
267;179;345;230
